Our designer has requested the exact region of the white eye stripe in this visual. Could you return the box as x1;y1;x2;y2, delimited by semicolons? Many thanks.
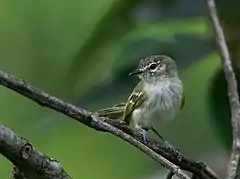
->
159;64;166;71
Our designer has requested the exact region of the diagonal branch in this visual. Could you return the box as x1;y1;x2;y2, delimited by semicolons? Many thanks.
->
0;124;71;179
0;70;218;179
11;166;27;179
206;1;240;179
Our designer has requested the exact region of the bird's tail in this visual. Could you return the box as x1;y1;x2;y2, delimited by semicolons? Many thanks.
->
96;102;125;119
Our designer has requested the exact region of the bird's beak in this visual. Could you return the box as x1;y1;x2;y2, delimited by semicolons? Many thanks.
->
129;68;144;76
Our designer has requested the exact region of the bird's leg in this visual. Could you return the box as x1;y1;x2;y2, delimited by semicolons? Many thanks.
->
144;126;179;151
139;128;149;144
147;126;165;141
136;125;150;144
142;126;165;141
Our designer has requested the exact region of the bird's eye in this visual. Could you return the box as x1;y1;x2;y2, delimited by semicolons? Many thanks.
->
149;63;157;70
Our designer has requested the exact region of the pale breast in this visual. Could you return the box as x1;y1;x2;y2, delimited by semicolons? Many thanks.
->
133;79;183;128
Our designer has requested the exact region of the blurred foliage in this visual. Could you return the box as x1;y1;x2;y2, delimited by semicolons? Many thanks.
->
64;0;142;92
216;0;240;69
211;0;240;150
0;0;237;178
209;70;232;150
208;0;240;151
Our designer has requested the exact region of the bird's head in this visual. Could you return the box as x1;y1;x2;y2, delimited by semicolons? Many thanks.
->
129;55;178;82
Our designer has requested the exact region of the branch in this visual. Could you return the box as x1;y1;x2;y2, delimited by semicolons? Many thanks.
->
206;1;240;179
0;70;218;179
0;124;71;179
11;166;27;179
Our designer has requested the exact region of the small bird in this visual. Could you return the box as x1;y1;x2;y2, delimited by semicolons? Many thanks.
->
96;55;185;143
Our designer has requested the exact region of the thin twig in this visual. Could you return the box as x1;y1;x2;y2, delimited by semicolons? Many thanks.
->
0;124;71;179
0;70;218;179
206;1;240;179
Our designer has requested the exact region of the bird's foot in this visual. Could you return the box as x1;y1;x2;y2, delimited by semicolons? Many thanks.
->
142;127;179;151
139;129;150;144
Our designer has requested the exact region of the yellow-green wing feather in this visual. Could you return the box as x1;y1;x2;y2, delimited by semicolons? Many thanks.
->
96;102;125;119
123;82;147;125
113;102;126;108
96;82;146;124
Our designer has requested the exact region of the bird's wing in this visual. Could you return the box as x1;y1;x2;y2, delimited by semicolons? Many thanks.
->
96;82;147;123
96;102;125;119
123;82;147;124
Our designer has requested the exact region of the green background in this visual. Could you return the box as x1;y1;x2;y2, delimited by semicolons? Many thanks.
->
0;0;235;178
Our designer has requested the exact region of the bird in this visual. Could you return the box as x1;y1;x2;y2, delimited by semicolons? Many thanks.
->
96;55;185;143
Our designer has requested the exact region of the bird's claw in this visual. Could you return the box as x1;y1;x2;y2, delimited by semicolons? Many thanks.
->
139;129;149;144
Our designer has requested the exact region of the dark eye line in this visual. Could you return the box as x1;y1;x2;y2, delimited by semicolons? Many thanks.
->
149;62;157;70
